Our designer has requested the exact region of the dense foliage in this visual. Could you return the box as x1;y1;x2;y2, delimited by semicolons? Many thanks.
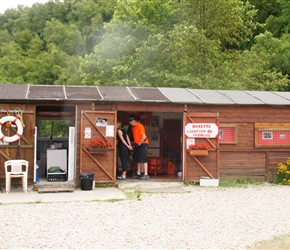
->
0;0;289;90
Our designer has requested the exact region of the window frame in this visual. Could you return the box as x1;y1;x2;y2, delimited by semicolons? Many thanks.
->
255;123;290;148
219;123;238;144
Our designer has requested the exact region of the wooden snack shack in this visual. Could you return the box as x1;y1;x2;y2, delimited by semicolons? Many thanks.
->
1;84;290;188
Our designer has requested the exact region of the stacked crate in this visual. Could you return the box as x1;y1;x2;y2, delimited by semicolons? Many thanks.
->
147;157;167;175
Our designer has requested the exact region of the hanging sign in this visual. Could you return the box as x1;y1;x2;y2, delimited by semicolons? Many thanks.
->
185;123;219;138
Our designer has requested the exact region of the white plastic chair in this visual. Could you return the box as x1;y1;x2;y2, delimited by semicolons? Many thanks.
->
4;160;29;193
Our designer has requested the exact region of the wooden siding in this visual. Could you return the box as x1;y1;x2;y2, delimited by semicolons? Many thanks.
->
1;98;290;185
186;105;290;182
186;151;219;182
220;152;266;181
0;104;35;184
184;112;219;182
73;103;290;183
80;110;116;183
74;103;117;184
116;103;184;112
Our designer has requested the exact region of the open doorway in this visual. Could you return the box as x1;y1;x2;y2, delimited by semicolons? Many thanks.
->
117;111;183;181
35;106;75;181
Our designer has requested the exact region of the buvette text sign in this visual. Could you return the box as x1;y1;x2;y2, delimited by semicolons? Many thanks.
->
185;123;219;138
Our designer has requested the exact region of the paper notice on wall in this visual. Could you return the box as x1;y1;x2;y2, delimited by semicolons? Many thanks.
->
96;118;108;126
85;127;91;139
106;125;114;137
186;138;195;149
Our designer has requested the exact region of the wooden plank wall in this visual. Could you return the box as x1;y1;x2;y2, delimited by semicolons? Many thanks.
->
220;152;266;181
187;105;290;182
183;112;219;182
0;104;35;185
80;110;116;183
76;103;115;183
185;150;218;181
1;100;288;184
75;103;92;183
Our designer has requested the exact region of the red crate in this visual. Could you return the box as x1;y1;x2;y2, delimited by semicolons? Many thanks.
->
148;157;167;175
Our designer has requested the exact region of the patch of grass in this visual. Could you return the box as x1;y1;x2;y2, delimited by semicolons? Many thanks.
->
84;198;125;203
136;189;141;201
185;178;265;188
219;178;264;187
75;182;117;189
122;188;142;201
184;181;199;186
94;183;117;188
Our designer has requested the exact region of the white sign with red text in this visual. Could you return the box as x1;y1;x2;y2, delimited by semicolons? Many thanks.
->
185;123;219;138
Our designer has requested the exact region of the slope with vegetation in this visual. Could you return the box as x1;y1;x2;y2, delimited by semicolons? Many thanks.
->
0;0;289;90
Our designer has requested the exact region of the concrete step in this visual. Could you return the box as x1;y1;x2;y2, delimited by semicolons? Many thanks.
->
34;181;75;192
38;187;75;193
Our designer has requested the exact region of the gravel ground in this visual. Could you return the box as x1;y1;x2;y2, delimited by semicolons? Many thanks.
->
0;184;289;249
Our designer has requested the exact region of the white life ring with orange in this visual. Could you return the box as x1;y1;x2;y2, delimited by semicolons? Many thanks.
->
0;116;23;142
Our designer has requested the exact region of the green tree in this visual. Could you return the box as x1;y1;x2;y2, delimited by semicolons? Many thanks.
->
248;31;290;90
65;0;112;54
81;0;178;86
44;19;85;56
0;0;116;85
0;0;289;90
0;42;26;83
13;30;34;50
86;0;258;88
0;30;11;45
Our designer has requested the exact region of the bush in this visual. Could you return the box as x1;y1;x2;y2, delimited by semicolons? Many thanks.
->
274;158;290;185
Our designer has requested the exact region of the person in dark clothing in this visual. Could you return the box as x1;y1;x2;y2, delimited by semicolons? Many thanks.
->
116;121;133;180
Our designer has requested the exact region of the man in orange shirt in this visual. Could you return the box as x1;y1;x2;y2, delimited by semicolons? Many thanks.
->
128;115;150;180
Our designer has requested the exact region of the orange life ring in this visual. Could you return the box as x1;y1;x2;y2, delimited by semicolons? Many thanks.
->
0;116;23;142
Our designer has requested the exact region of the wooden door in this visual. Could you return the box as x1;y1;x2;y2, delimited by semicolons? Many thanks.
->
80;110;116;183
184;112;219;182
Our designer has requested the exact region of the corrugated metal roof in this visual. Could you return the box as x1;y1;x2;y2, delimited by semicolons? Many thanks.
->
245;91;290;105
98;86;135;101
28;85;66;100
130;87;170;102
1;84;290;106
273;92;290;102
66;86;102;100
187;89;235;104
158;87;203;103
0;84;28;100
218;90;264;105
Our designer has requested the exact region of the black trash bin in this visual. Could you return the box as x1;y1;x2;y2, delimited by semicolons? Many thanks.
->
79;172;94;190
